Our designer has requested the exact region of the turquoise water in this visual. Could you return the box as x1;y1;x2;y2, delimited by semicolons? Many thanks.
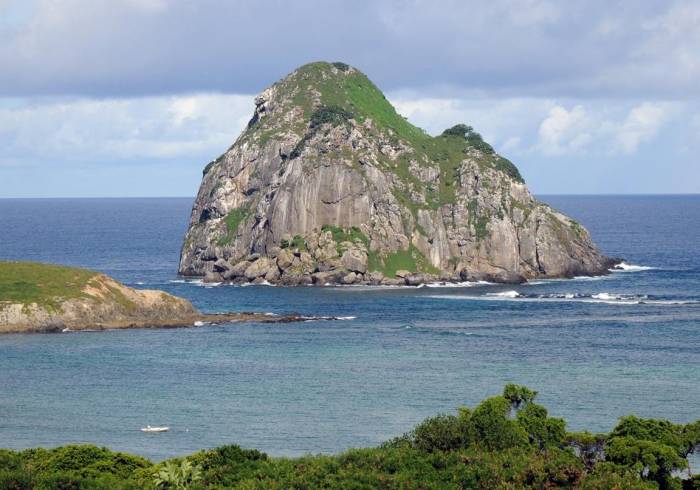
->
0;195;698;460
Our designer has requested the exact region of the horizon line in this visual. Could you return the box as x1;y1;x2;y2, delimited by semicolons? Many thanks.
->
0;192;698;200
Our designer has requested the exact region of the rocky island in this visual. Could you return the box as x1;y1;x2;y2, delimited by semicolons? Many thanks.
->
0;261;322;333
180;62;616;286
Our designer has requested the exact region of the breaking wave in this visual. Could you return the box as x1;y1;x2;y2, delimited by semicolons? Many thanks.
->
487;290;521;298
428;291;698;306
611;262;656;272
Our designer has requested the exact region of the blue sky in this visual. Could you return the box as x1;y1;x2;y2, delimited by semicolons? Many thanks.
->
0;0;698;197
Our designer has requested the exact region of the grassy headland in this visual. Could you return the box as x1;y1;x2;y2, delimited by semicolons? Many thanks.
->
0;261;97;311
0;261;354;333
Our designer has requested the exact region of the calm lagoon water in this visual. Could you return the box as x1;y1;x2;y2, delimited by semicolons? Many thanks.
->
0;195;698;460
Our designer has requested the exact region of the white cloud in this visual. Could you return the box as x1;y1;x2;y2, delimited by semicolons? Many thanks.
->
389;94;553;153
614;103;671;154
0;93;254;164
536;102;678;156
538;105;592;155
390;95;680;157
0;1;698;98
500;137;522;152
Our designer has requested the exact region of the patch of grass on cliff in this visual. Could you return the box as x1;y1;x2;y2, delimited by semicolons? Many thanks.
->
217;207;249;246
468;199;490;241
281;234;307;252
321;225;369;250
0;261;96;310
103;284;137;313
569;220;586;240
369;245;439;277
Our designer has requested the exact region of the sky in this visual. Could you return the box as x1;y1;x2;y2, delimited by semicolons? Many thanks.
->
0;0;698;197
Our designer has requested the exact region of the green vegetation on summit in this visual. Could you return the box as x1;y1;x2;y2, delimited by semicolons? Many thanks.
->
248;62;522;209
2;385;698;489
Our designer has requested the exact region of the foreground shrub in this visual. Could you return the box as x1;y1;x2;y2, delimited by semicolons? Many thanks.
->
1;386;698;489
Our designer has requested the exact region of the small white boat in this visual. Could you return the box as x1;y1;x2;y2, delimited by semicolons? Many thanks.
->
141;425;169;433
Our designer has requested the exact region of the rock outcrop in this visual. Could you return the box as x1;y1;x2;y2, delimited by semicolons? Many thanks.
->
180;62;615;285
0;262;332;333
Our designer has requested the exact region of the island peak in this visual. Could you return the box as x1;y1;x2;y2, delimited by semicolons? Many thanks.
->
180;63;615;285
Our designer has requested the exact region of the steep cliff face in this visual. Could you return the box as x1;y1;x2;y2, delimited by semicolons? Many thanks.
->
180;62;615;285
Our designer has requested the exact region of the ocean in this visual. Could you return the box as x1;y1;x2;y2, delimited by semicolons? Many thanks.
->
0;195;698;461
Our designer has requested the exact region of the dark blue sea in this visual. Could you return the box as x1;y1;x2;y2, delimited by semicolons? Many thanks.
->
0;195;698;461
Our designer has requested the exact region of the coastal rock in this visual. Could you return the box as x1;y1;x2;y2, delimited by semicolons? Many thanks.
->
381;278;405;286
244;257;272;279
213;258;232;273
312;270;342;284
204;271;222;283
405;273;426;286
179;62;615;285
368;271;384;285
226;260;251;279
341;272;358;284
264;266;280;282
276;249;295;270
341;248;367;273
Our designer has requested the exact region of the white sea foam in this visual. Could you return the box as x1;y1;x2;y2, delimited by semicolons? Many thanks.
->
591;292;617;301
335;316;357;320
424;281;493;288
427;291;695;306
588;293;643;305
241;280;275;287
170;278;213;288
487;290;520;298
611;262;655;272
524;275;608;285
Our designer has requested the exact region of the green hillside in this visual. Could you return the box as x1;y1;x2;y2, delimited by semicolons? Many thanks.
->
0;261;96;310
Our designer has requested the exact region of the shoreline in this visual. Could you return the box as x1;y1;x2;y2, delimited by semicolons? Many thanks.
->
188;261;624;288
0;311;351;335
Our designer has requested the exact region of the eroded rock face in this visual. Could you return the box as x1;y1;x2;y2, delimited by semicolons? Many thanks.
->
179;62;615;285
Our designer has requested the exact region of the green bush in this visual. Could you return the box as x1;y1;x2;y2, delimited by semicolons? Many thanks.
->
410;413;470;452
0;469;33;490
2;386;698;489
309;105;353;130
468;395;529;450
331;62;350;72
